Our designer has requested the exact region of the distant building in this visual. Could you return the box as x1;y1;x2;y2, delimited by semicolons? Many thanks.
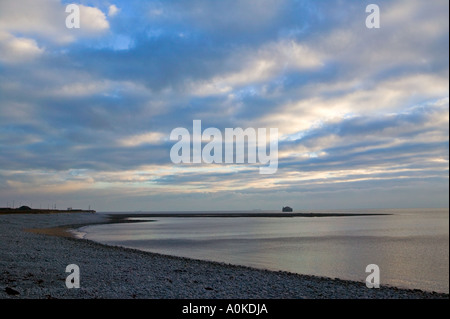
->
17;205;32;211
282;206;293;212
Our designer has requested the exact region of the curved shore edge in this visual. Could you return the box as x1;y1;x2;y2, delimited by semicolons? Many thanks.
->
1;213;448;299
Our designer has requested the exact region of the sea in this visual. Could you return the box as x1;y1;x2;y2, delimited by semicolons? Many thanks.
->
77;208;449;293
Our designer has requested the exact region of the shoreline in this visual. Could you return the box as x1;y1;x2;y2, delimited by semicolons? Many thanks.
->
0;208;96;215
1;213;448;299
105;212;392;219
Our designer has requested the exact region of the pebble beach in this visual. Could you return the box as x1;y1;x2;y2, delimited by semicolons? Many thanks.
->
0;213;448;299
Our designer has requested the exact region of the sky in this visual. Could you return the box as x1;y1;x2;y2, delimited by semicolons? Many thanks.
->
0;0;448;212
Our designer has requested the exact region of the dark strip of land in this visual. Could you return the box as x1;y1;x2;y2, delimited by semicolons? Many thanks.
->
107;212;391;221
0;208;96;215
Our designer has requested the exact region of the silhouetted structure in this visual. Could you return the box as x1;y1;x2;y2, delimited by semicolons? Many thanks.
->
17;206;32;211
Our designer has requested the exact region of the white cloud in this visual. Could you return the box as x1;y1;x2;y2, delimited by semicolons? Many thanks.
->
118;132;166;147
0;0;109;45
189;40;323;96
257;72;449;138
39;77;155;99
52;81;111;97
108;5;120;17
0;31;43;63
80;5;109;32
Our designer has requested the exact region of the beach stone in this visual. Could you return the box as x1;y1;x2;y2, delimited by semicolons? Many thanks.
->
5;287;20;296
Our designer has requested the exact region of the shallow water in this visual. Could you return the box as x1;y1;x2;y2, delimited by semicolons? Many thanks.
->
80;209;449;293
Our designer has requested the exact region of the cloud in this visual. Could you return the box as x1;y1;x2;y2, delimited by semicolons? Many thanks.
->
150;0;287;35
0;31;44;64
108;5;120;17
118;132;166;147
79;5;109;33
188;40;324;96
0;0;447;210
0;0;110;45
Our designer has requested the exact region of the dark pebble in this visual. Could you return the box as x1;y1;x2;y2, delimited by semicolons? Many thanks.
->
5;287;20;296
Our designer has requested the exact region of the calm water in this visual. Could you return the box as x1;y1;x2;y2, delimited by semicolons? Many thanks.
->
79;209;449;293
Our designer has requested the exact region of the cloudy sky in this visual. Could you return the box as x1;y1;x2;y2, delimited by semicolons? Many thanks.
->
0;0;448;211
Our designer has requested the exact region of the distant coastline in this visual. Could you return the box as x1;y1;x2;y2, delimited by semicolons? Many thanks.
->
0;207;96;215
106;211;391;221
